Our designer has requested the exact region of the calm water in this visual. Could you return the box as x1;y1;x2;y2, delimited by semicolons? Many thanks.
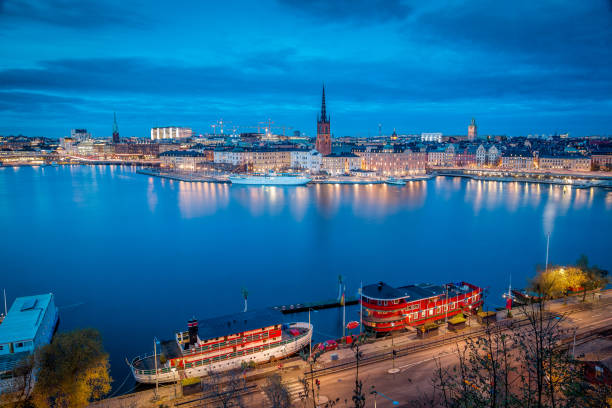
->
1;165;611;392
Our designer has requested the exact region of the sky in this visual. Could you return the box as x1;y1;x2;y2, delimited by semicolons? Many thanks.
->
0;0;611;138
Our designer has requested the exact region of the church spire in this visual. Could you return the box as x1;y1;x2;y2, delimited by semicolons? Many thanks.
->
320;84;328;123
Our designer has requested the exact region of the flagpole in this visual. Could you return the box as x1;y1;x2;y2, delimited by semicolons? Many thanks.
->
359;281;363;335
342;284;346;338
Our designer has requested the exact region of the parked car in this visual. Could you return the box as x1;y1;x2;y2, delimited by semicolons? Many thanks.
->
318;340;338;352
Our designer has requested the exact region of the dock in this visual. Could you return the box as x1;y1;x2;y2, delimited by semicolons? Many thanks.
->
272;297;359;314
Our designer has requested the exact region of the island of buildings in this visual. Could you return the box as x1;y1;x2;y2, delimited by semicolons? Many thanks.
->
1;87;611;180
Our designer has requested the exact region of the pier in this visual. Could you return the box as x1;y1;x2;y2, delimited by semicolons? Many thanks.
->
272;296;359;314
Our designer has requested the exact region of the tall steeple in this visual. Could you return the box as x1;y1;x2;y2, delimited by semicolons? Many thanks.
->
320;85;328;123
112;112;120;143
315;84;331;156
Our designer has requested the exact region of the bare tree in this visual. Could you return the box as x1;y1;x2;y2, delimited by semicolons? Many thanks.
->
350;335;366;408
262;374;291;408
0;354;35;408
200;368;247;408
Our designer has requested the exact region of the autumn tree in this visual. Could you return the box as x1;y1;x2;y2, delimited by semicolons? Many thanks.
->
31;328;111;408
576;254;609;302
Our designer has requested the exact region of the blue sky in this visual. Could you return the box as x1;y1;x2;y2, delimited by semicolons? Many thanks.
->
1;0;611;138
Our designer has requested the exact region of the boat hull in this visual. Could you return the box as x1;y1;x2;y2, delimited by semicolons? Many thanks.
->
230;175;311;186
130;322;312;384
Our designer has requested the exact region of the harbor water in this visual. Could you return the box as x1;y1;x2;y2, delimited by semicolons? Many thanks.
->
1;165;610;392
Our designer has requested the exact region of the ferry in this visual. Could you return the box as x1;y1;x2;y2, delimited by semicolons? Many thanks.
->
229;172;311;186
129;309;312;384
385;178;406;186
360;281;483;334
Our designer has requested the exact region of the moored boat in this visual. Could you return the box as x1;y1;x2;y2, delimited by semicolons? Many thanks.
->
385;177;406;186
360;281;483;334
129;309;312;384
229;172;311;186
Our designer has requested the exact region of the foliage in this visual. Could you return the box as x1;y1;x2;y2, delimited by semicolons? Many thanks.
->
529;266;587;299
200;368;246;408
31;328;111;408
262;374;291;408
181;377;200;386
575;254;609;301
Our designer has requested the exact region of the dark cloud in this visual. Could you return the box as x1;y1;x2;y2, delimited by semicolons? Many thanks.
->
0;0;145;28
277;0;412;23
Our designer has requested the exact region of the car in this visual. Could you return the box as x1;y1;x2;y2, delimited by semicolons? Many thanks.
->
318;340;338;352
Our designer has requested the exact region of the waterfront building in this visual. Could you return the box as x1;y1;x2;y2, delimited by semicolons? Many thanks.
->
151;127;193;141
360;282;483;334
251;149;292;172
322;152;361;176
538;155;591;171
290;149;322;173
315;86;331;156
214;147;253;166
112;112;120;144
421;132;443;143
591;150;612;170
357;146;426;176
468;118;477;141
454;146;478;167
0;294;59;394
476;144;487;166
501;149;536;170
444;144;456;166
426;146;446;166
160;150;207;171
487;145;501;166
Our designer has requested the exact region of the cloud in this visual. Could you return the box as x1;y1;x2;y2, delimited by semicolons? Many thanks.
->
0;0;145;29
277;0;412;24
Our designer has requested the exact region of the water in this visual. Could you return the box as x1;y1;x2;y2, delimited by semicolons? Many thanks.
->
1;165;611;392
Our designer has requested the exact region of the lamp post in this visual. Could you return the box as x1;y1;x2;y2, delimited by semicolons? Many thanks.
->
153;337;159;400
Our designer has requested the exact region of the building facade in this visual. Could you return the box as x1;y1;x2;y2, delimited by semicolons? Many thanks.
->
468;118;477;141
160;150;207;171
151;127;194;141
538;155;591;171
315;86;331;156
322;152;361;176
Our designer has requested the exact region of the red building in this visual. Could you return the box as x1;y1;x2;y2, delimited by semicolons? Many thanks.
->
360;281;483;334
315;86;331;156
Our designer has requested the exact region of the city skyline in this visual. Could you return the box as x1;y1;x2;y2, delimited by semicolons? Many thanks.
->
1;1;611;138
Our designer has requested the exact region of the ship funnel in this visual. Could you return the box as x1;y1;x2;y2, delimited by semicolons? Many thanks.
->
187;317;198;347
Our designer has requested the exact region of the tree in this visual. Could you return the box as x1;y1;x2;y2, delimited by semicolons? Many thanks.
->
31;328;111;408
200;368;247;408
575;254;609;302
299;347;322;408
262;374;291;408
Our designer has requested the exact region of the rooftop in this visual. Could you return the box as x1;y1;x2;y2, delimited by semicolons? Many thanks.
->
0;293;54;344
193;308;287;341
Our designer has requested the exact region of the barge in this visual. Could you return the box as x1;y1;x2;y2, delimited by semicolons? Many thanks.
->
129;309;312;384
361;281;483;334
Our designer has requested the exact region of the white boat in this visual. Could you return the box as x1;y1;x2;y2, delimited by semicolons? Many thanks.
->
230;172;311;186
385;178;406;186
129;310;312;384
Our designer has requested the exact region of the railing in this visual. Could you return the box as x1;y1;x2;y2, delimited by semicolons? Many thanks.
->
132;324;311;377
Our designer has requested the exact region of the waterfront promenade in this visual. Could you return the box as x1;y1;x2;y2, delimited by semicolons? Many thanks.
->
90;290;612;407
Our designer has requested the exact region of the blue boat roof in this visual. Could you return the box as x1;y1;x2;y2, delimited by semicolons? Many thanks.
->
0;293;54;344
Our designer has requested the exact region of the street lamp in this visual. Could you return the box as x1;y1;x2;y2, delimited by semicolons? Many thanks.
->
307;308;317;360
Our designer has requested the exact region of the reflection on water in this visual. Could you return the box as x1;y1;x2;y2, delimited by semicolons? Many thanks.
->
177;180;230;218
174;181;430;220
